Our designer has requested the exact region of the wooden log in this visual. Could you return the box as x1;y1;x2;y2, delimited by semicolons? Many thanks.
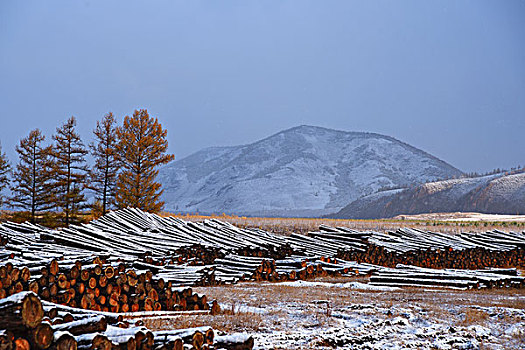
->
91;335;111;350
31;323;54;350
172;338;182;350
29;281;39;294
204;329;214;345
0;330;14;350
49;261;59;277
68;266;80;281
10;268;20;282
14;338;30;350
116;337;135;350
192;331;204;350
52;316;107;336
51;332;77;350
0;292;44;331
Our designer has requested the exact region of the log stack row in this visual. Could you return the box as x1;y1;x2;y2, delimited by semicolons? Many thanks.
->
0;292;53;350
369;264;525;290
2;209;524;261
0;291;254;350
336;243;525;270
0;258;211;313
214;255;374;283
276;256;380;279
2;209;524;271
1;208;524;291
214;254;331;283
155;245;225;266
214;255;281;283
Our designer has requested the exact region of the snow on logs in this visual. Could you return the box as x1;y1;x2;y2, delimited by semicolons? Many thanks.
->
0;292;53;350
0;257;212;313
0;293;236;350
369;264;525;290
2;208;524;267
1;208;524;291
335;237;525;270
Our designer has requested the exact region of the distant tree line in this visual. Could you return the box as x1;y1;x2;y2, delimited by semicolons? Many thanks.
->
460;167;524;179
0;109;174;226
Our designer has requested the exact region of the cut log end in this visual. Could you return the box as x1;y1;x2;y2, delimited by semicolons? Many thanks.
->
21;293;44;329
54;333;77;350
0;331;14;350
32;323;54;350
172;338;183;350
14;339;30;350
192;331;204;350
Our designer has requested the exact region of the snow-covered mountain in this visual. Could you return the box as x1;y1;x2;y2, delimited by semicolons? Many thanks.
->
331;171;525;219
158;125;462;217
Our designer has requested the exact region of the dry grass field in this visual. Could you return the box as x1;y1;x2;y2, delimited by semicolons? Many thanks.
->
161;211;525;235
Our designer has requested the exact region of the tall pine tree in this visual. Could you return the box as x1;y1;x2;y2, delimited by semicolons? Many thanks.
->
10;129;55;223
0;143;11;208
115;109;174;212
89;112;119;215
53;116;88;225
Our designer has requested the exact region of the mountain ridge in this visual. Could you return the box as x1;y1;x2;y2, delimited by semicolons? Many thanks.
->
331;171;525;219
159;125;463;217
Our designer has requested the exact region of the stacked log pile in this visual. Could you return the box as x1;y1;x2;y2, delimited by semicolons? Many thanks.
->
2;209;523;271
162;245;225;266
0;292;53;350
213;255;372;283
328;227;525;270
0;291;253;350
337;244;525;270
0;258;211;313
2;209;524;263
308;226;525;270
214;255;281;283
1;208;524;290
307;256;380;276
369;264;525;290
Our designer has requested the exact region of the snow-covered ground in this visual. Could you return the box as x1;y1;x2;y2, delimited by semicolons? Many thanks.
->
148;279;525;349
394;212;525;222
450;213;525;222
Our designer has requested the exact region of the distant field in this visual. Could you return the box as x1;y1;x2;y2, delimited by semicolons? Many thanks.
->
393;212;525;223
162;211;525;235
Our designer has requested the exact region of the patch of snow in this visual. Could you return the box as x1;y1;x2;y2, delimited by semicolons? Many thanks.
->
279;280;400;291
219;303;269;314
0;291;37;305
467;325;491;338
504;323;525;336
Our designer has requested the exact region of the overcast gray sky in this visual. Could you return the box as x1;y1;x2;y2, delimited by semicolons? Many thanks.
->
1;0;524;173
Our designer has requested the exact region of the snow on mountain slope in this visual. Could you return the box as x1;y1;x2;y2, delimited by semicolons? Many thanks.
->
332;172;525;219
158;125;462;217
